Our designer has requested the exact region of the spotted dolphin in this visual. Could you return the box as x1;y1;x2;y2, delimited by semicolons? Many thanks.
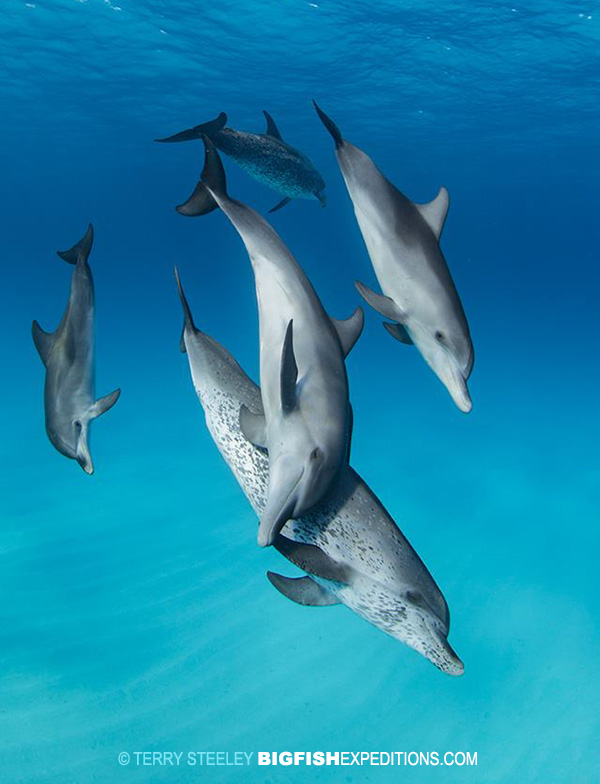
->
175;270;463;676
314;103;474;413
177;138;362;547
32;225;120;474
156;111;326;213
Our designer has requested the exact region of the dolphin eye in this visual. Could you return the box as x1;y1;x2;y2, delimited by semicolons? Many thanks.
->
74;420;82;432
435;331;444;342
310;448;322;462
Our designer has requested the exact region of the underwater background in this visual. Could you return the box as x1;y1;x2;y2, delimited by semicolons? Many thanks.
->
1;0;599;781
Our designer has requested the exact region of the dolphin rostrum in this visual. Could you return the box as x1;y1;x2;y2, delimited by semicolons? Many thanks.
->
177;138;362;547
156;111;326;213
32;225;120;474
175;270;463;675
314;102;474;413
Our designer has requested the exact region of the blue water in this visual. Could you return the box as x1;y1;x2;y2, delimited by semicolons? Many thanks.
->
1;1;599;781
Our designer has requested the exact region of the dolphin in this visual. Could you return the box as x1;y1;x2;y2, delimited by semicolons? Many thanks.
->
156;110;326;213
314;102;475;413
175;270;463;676
176;138;362;548
32;225;120;474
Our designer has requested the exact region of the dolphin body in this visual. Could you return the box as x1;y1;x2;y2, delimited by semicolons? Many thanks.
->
177;138;362;548
156;111;326;213
175;271;463;676
32;225;120;474
314;103;474;413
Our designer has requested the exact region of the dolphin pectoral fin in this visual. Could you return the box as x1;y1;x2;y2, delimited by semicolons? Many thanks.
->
32;321;55;365
57;224;94;265
383;321;413;345
330;307;364;357
263;110;283;141
416;187;449;241
274;535;352;584
88;389;121;420
176;180;218;217
280;320;298;415
355;281;407;322
313;101;344;149
239;404;267;449
267;572;341;606
155;112;227;143
268;197;292;213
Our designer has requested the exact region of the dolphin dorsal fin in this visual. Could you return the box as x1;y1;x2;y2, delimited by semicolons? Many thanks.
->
330;307;364;357
280;320;298;415
32;320;56;365
87;389;121;420
416;187;449;241
239;405;267;449
263;110;283;140
267;572;341;606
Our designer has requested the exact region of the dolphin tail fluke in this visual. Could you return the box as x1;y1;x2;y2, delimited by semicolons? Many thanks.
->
267;572;341;606
174;266;196;352
176;135;227;217
57;223;94;265
155;112;227;143
313;101;344;149
88;389;121;420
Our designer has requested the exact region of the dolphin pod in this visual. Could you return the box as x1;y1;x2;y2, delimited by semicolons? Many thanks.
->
313;102;474;414
32;225;120;474
156;111;326;213
31;103;472;675
175;269;463;676
177;136;361;547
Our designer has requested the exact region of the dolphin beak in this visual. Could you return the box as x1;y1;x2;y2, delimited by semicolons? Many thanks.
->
258;466;305;547
432;351;472;413
316;191;327;207
76;429;94;475
77;456;94;475
424;618;464;677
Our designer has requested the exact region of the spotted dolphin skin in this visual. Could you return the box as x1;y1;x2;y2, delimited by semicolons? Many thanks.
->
177;137;362;548
175;271;463;676
314;102;474;413
32;225;120;474
156;111;326;212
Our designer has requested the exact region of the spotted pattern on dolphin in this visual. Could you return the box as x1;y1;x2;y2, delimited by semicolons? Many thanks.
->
156;110;326;212
175;270;464;676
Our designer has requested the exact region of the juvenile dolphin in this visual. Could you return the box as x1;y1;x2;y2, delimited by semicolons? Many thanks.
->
314;103;474;413
175;270;463;675
156;111;326;212
177;138;362;547
32;225;120;474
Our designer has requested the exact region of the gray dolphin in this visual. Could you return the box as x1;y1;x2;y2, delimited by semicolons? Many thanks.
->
32;225;120;474
314;102;474;413
177;138;362;548
175;270;463;676
156;111;326;213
